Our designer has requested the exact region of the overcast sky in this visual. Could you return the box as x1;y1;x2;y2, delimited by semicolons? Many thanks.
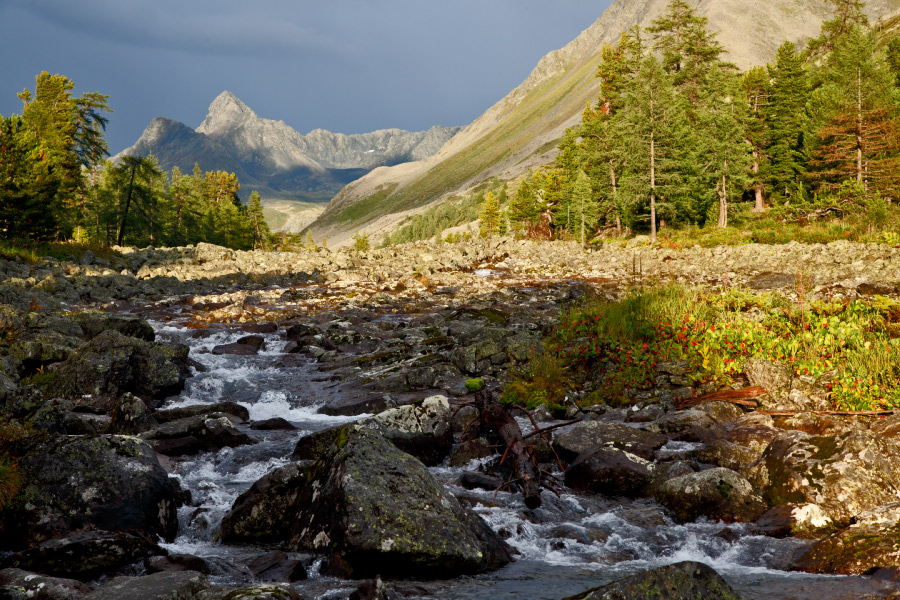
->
0;1;612;154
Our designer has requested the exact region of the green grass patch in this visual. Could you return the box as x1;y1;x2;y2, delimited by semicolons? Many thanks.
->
0;241;123;264
505;284;900;411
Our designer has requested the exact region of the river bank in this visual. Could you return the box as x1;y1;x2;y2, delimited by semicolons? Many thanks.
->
2;238;900;599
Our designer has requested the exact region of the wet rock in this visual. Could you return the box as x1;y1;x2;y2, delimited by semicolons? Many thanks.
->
154;402;249;423
83;570;209;600
791;502;900;575
290;426;512;578
451;405;481;440
753;504;832;538
0;531;165;581
146;554;211;575
0;568;91;599
349;576;390;600
48;330;191;412
13;435;181;547
107;392;158;435
747;430;900;526
196;584;301;600
220;462;310;544
358;395;453;465
150;436;204;457
655;467;767;523
245;551;307;582
564;448;654;497
457;471;505;491
69;312;155;342
552;421;668;463
561;561;744;599
448;438;494;467
142;413;255;453
250;417;296;431
211;342;259;356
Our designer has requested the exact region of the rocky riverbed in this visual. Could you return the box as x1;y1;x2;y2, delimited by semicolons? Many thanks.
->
3;238;900;599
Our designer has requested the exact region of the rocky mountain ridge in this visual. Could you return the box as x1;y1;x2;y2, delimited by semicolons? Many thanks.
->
117;91;461;228
308;0;900;246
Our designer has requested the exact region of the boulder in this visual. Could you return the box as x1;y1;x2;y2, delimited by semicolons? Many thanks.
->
220;462;310;544
357;395;453;465
655;468;767;523
564;448;654;497
250;417;296;431
69;312;155;342
753;504;833;538
211;343;259;356
195;584;301;600
552;421;668;463
0;568;91;599
290;426;512;578
245;551;307;582
14;435;181;546
154;402;249;423
146;554;211;575
107;393;158;435
746;430;900;526
48;330;191;412
83;571;209;600
791;502;900;575
561;561;744;600
0;531;165;581
141;413;254;453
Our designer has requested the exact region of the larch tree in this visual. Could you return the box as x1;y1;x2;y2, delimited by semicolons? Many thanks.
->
573;169;598;248
478;191;501;239
616;56;687;243
809;25;900;196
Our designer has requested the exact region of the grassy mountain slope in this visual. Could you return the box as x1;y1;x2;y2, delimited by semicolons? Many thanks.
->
309;0;900;246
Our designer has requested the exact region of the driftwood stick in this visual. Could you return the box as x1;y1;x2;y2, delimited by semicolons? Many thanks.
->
758;409;897;416
674;387;767;410
478;391;543;509
521;419;582;440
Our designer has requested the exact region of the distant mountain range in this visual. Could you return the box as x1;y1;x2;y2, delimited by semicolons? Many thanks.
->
116;91;461;222
306;0;900;246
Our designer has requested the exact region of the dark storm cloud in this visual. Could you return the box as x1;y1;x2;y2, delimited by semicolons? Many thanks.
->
7;0;345;57
0;0;610;153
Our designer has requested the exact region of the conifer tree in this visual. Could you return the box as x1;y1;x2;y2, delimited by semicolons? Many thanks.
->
572;170;598;248
509;177;541;233
616;56;688;243
742;66;771;210
246;191;271;249
809;25;900;196
478;191;501;239
766;42;810;200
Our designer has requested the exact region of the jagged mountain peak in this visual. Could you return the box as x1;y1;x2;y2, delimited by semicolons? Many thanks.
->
197;90;257;136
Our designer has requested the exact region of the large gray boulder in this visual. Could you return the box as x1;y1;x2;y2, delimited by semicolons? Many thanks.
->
69;312;155;342
13;435;181;547
289;426;512;578
47;330;192;412
0;568;91;599
220;462;310;544
746;430;900;527
655;468;767;523
552;421;668;463
83;571;209;600
357;395;453;465
562;561;744;600
0;531;165;581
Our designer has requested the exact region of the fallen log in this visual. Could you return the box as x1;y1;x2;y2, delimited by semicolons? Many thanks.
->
477;391;543;509
758;409;897;417
673;387;767;410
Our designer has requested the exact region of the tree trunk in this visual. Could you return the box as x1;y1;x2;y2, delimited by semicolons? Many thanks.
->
718;168;728;229
650;130;657;244
610;162;622;235
857;66;864;186
479;393;542;509
752;151;765;212
116;160;138;246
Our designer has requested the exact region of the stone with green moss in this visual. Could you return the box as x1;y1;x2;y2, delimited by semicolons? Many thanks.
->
289;426;511;578
562;561;744;600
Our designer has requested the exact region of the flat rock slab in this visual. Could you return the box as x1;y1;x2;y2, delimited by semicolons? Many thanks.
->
553;421;668;463
0;568;91;600
562;561;744;600
84;571;209;600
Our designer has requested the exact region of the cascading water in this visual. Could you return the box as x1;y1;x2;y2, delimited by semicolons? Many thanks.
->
148;313;900;600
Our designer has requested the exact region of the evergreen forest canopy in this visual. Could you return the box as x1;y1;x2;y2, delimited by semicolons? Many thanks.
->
499;0;900;245
0;72;273;250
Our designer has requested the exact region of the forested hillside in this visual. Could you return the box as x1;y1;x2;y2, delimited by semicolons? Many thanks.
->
0;73;274;250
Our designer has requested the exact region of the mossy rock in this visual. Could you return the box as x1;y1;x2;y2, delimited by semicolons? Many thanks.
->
562;561;744;600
